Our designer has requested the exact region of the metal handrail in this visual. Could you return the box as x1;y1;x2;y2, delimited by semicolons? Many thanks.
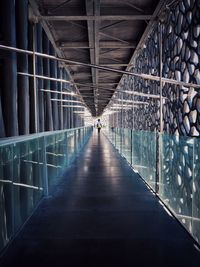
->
0;126;90;146
0;44;199;90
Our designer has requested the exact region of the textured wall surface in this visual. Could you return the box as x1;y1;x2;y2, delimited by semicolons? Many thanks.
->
162;0;200;136
111;0;200;137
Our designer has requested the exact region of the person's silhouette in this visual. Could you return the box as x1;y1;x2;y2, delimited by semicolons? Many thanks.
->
96;119;102;133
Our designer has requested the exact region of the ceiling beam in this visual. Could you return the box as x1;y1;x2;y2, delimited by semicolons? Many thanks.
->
100;64;129;67
59;42;90;49
73;73;92;79
102;41;136;48
76;82;118;86
41;15;153;21
119;0;144;13
94;0;100;109
85;0;101;114
85;0;96;114
100;21;125;31
68;63;129;67
59;41;137;49
99;83;119;85
48;0;73;14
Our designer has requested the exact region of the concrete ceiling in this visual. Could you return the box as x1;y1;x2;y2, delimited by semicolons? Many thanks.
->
30;0;161;116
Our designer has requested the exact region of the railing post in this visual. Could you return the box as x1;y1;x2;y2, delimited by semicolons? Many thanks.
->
156;132;160;194
60;67;64;130
156;21;164;195
131;129;133;166
42;136;48;196
32;23;38;133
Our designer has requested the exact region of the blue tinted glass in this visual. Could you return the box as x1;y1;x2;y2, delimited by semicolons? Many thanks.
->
192;137;200;243
0;144;13;251
160;134;193;234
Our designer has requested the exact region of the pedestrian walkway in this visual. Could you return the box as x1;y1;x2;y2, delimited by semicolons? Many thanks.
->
1;132;200;267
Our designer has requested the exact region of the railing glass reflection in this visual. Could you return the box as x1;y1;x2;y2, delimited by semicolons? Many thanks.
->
104;127;200;244
0;127;92;252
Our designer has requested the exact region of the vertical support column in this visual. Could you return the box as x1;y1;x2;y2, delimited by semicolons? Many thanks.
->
33;24;38;133
132;78;135;167
50;44;59;130
69;93;73;128
16;0;29;135
156;22;164;194
42;136;48;196
0;0;18;137
132;77;135;131
37;24;44;132
63;70;68;129
0;10;5;138
116;93;119;147
71;92;74;128
58;64;64;130
29;20;38;133
120;91;123;153
43;32;53;131
159;22;163;134
0;96;5;137
72;87;76;129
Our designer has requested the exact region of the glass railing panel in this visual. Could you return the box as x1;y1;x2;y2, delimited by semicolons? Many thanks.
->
67;130;75;165
0;144;13;251
160;134;193;235
192;137;200;243
54;132;67;171
132;130;157;190
121;128;132;165
28;138;43;205
103;127;200;244
74;129;80;155
108;128;116;145
38;137;46;192
13;139;43;231
45;135;58;187
115;128;121;152
0;126;92;254
111;128;116;146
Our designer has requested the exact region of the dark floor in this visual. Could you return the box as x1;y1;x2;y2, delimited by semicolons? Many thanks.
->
1;131;200;267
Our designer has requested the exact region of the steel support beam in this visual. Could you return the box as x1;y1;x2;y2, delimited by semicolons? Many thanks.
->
86;0;96;114
41;15;153;21
59;41;137;49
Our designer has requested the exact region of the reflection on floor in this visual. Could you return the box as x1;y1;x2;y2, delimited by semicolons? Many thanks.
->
0;132;200;267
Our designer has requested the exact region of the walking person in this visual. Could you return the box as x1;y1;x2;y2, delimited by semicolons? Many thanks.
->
96;119;102;133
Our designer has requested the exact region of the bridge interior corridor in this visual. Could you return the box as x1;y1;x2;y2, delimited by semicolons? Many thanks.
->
0;131;200;267
0;0;200;266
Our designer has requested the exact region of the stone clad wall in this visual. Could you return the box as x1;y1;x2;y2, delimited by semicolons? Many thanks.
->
115;0;200;137
162;0;200;136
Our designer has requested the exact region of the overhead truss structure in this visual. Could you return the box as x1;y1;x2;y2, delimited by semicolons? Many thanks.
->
30;0;164;116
